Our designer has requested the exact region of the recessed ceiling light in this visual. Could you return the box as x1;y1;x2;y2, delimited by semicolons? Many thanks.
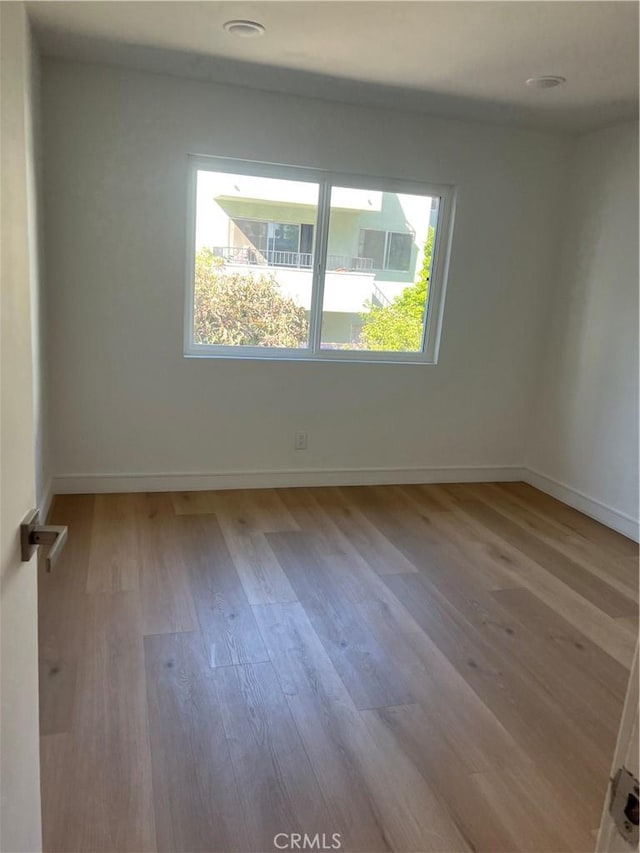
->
526;75;566;89
223;20;265;38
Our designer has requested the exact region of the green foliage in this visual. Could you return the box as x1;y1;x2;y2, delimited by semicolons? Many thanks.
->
360;227;434;352
194;248;308;348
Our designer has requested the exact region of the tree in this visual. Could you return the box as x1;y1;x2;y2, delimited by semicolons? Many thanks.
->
194;248;308;347
360;227;434;351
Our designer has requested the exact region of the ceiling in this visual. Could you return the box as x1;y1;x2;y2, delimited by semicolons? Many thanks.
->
27;1;639;133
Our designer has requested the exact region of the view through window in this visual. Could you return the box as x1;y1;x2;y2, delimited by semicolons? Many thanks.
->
188;160;452;361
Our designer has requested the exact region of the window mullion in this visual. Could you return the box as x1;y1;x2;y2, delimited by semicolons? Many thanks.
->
308;179;331;354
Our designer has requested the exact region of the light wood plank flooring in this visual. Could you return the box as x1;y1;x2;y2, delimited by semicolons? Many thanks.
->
39;483;639;852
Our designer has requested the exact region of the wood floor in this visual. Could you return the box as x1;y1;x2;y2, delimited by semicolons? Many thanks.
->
38;482;639;853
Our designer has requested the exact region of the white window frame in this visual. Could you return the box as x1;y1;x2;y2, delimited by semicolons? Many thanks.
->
184;155;456;364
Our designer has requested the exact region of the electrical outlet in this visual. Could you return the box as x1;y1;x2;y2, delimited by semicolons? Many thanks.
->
294;430;308;450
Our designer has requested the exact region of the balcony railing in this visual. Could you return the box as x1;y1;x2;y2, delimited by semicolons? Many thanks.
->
327;254;374;272
212;247;374;272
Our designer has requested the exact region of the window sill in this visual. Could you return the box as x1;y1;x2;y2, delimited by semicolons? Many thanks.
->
184;349;437;365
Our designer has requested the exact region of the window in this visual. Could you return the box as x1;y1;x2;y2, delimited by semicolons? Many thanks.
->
358;229;413;271
186;157;454;363
230;219;315;268
386;232;413;271
358;229;386;270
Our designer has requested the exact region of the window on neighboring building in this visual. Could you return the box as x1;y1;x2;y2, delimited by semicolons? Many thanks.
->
386;232;413;271
358;229;386;270
186;157;454;363
358;229;414;271
230;219;315;267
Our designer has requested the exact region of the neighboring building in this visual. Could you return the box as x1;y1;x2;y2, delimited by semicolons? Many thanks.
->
195;171;438;346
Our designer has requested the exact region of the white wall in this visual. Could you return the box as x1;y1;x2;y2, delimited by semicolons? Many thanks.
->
0;4;44;850
31;35;50;515
527;122;639;538
43;60;572;488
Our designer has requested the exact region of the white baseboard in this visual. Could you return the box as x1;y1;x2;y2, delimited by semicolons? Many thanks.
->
50;464;639;542
52;465;525;495
522;468;640;542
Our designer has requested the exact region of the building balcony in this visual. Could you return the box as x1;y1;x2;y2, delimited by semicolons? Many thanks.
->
212;246;374;273
210;254;408;314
